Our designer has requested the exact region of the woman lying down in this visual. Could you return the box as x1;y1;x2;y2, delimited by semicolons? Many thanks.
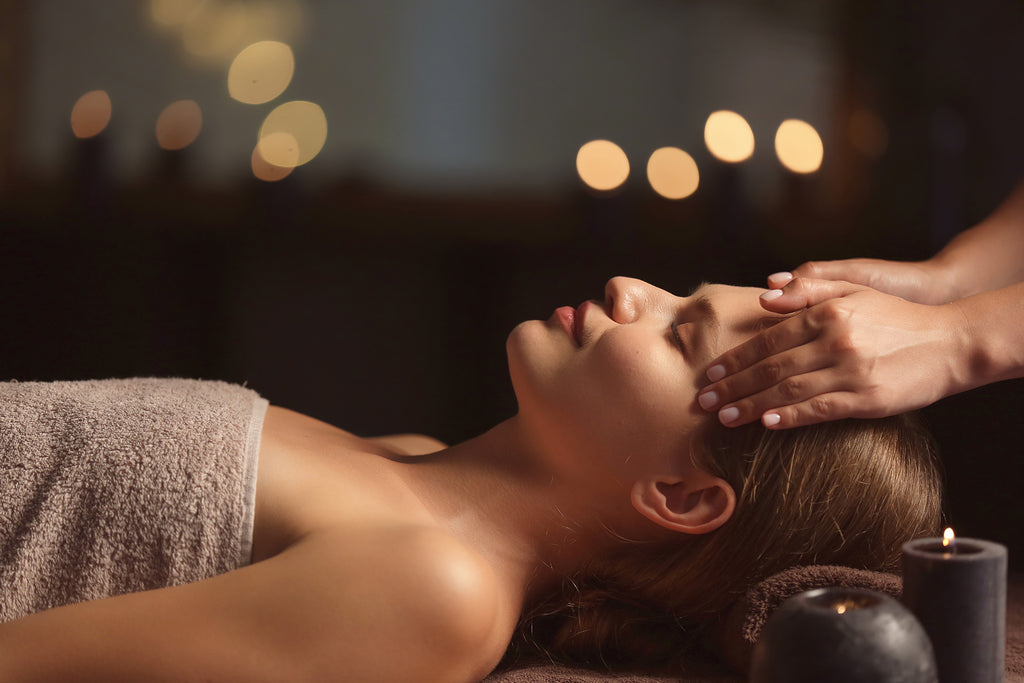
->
0;277;941;682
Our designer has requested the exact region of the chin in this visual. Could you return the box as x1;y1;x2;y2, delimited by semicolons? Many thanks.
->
505;322;535;403
505;320;561;417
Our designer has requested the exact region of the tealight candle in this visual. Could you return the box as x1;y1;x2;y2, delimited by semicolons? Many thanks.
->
902;528;1007;683
749;587;937;682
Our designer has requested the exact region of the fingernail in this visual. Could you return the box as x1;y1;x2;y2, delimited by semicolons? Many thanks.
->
707;364;726;382
760;289;784;302
768;271;793;286
762;412;781;427
719;406;740;424
698;391;719;410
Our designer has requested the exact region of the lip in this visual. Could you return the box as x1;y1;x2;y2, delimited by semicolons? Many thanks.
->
553;300;598;346
554;305;578;345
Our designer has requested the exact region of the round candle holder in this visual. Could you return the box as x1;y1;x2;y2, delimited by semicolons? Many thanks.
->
902;536;1007;683
749;587;937;683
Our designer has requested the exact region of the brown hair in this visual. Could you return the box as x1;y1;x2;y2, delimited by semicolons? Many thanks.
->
506;413;943;670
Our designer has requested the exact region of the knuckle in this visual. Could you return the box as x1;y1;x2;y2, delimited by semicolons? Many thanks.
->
787;276;810;296
816;299;848;323
829;331;858;356
756;361;784;385
777;377;803;401
797;261;821;278
807;395;833;419
753;332;777;358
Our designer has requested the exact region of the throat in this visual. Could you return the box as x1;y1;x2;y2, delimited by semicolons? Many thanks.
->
394;418;621;607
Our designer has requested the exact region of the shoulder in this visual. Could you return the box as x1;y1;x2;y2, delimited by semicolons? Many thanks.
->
298;525;507;681
0;525;506;683
319;525;502;638
387;526;500;623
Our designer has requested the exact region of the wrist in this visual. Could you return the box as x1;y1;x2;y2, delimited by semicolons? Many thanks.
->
946;288;1024;391
943;300;987;395
923;252;969;303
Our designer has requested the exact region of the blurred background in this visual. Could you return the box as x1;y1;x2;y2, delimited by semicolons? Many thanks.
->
1;0;1021;564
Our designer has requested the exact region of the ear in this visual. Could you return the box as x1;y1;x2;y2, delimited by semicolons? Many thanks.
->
630;475;736;535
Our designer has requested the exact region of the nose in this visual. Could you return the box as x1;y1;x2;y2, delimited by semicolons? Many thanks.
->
604;276;651;324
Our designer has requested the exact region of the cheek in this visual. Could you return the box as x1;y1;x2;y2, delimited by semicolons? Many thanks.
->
587;334;695;431
506;320;573;408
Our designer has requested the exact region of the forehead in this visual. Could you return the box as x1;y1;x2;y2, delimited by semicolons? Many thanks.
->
685;283;770;323
686;283;784;349
692;282;767;299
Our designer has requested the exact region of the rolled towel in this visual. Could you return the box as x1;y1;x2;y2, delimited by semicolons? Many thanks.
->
712;565;902;675
0;378;267;622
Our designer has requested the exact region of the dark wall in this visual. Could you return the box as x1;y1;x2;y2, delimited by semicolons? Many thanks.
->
1;0;1021;565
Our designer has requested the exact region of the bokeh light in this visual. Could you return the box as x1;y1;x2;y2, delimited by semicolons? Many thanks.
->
152;0;305;67
257;100;327;168
155;99;203;150
646;147;699;199
70;90;112;139
228;41;295;105
182;2;249;64
150;0;204;30
576;140;630;192
256;131;300;170
704;110;755;163
774;119;824;174
251;141;294;182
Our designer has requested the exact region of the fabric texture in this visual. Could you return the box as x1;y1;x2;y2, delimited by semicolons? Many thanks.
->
484;567;1024;683
0;378;267;623
713;564;902;674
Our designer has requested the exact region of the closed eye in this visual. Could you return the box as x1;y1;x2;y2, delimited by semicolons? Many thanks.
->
670;323;687;355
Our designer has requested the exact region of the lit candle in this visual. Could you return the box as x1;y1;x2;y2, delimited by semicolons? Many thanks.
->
749;587;937;682
902;528;1007;683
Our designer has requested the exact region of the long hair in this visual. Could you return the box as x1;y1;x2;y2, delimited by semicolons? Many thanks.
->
505;413;943;670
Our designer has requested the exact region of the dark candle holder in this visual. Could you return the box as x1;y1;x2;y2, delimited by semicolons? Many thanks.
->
750;587;937;683
902;536;1007;683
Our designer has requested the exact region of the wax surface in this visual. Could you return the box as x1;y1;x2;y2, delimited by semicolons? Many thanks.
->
902;537;1007;683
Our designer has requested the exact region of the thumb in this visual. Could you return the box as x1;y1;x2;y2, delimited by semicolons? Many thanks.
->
759;277;866;313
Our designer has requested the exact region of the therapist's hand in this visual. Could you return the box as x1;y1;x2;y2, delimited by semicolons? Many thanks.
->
771;257;957;305
697;277;970;429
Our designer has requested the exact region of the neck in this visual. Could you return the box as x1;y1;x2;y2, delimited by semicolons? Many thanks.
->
396;417;632;607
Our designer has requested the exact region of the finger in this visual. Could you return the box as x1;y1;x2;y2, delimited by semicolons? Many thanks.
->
760;391;865;429
703;311;821;385
707;363;842;426
700;344;833;414
791;259;876;285
758;277;866;314
766;271;794;289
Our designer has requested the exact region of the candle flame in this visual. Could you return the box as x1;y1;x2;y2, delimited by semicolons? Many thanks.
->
942;527;955;547
836;604;847;615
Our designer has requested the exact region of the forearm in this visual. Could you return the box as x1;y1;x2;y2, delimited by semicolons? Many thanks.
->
932;180;1024;298
950;280;1024;392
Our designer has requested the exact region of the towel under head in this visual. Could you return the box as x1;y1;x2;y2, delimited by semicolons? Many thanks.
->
0;377;267;622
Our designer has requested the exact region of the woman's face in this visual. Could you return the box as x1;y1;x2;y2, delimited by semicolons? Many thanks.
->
506;277;775;480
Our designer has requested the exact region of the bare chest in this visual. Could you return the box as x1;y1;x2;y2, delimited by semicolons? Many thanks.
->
250;406;435;561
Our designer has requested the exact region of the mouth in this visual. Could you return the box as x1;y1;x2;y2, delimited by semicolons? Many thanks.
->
553;306;578;345
553;300;595;346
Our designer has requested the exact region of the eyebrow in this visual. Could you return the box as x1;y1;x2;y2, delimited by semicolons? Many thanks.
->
691;294;721;357
684;284;721;360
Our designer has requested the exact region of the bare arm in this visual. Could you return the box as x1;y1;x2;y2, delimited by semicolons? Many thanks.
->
0;528;500;683
697;278;1024;429
931;179;1024;297
696;178;1024;428
769;179;1024;304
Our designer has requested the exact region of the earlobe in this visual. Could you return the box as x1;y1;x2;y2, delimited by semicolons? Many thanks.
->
631;476;736;535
